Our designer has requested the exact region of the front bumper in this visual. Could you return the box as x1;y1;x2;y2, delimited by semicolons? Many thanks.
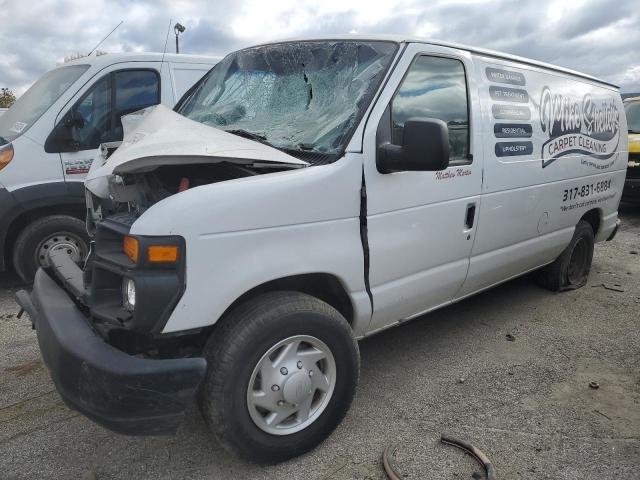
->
16;268;207;435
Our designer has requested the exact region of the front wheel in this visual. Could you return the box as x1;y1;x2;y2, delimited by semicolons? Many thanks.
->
198;292;359;464
12;215;89;283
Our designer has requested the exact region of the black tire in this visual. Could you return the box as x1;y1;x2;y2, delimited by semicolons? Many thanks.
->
198;291;359;464
12;215;89;283
536;220;595;291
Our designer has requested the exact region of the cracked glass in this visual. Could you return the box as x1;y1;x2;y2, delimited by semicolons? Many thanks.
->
178;41;397;154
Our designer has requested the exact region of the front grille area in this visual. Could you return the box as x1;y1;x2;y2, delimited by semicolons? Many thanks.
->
88;214;186;337
89;215;137;329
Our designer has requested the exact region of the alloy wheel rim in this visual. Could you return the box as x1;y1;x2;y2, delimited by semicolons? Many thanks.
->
246;335;336;435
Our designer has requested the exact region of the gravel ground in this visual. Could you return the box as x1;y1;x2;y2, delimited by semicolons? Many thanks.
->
1;206;639;480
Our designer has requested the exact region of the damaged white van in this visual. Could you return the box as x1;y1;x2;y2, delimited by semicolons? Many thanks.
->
17;36;627;463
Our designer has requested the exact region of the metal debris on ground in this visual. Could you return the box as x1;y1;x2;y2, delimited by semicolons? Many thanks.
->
505;334;515;342
589;381;600;389
381;435;497;480
592;283;625;292
441;434;497;480
382;445;402;480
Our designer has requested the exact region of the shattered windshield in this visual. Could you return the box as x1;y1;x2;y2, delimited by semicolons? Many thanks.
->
177;41;397;154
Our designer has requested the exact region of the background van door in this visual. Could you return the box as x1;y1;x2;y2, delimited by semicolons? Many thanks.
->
49;66;162;184
362;44;483;332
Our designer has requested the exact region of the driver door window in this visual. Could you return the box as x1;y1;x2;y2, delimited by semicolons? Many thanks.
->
391;55;470;163
73;76;111;148
111;70;160;140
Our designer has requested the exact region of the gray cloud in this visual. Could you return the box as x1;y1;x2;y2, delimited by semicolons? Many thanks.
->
558;0;631;39
0;0;638;95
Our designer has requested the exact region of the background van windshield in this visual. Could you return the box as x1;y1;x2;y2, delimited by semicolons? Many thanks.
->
0;64;89;144
626;101;640;134
177;41;396;155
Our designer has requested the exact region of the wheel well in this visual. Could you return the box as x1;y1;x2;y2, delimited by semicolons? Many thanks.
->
580;209;601;236
4;204;86;269
224;274;355;327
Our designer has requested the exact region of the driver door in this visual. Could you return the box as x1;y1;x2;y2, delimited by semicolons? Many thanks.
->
362;43;484;332
54;68;160;182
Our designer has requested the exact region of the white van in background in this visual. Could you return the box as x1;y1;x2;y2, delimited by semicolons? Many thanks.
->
0;52;219;281
18;36;627;464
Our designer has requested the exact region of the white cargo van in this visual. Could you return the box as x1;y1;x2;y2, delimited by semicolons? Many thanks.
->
17;36;627;464
0;52;218;282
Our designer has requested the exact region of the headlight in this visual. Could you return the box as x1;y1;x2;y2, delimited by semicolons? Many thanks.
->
123;235;179;264
0;143;14;172
123;278;136;311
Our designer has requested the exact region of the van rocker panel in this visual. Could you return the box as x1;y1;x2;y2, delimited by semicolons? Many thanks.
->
17;268;207;435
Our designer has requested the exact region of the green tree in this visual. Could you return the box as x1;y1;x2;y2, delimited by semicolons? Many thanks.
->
0;88;16;108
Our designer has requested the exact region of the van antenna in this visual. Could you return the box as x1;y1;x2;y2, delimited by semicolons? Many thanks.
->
87;20;124;56
161;19;172;64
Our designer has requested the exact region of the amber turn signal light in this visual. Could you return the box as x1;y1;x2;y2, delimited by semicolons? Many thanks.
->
147;245;179;263
0;144;14;172
123;236;139;263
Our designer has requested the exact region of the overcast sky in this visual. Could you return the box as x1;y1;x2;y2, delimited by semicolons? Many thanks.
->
1;0;639;96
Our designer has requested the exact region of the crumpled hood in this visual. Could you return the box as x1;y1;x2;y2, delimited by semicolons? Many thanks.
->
86;105;307;197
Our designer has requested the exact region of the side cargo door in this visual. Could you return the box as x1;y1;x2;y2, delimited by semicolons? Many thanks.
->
362;43;484;332
46;65;161;185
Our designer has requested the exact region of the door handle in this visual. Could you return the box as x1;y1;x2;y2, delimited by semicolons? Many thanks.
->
465;203;476;230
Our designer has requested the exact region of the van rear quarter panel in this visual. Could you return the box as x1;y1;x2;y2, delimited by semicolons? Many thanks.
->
459;55;627;297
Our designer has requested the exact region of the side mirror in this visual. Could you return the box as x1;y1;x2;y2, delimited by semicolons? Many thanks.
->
377;118;450;173
45;115;82;153
64;111;85;129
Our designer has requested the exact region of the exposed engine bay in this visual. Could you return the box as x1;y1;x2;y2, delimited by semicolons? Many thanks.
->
85;161;294;234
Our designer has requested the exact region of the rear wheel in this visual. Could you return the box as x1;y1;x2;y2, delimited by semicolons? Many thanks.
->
536;220;594;291
12;215;89;283
198;291;359;464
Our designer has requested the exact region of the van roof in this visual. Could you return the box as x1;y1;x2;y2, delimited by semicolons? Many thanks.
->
60;52;220;68
248;34;618;89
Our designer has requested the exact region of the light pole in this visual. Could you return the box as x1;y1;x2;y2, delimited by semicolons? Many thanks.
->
174;23;185;54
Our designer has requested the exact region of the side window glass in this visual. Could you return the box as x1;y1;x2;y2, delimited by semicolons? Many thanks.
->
391;56;470;162
112;70;160;139
72;76;112;150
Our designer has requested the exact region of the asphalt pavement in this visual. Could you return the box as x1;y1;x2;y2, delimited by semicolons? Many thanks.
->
1;206;639;479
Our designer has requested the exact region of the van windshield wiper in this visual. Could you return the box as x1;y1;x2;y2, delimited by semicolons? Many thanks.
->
296;143;316;151
225;129;269;143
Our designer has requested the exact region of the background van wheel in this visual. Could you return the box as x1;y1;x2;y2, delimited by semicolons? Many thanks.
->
12;215;89;283
198;291;359;464
536;220;594;291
